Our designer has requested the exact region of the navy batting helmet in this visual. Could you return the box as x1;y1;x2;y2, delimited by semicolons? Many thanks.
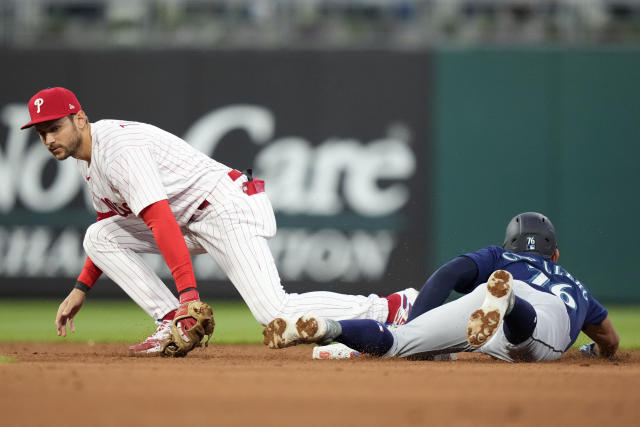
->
503;212;557;259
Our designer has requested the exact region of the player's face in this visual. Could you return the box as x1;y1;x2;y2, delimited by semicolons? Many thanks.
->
35;116;82;160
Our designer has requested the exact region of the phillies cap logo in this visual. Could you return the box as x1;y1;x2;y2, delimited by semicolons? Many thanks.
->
34;98;44;114
20;87;83;130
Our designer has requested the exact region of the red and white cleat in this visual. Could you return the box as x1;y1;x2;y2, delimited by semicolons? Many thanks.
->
388;288;419;326
312;343;360;359
129;320;172;354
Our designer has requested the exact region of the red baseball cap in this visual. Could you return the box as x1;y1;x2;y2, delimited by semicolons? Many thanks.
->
21;87;82;129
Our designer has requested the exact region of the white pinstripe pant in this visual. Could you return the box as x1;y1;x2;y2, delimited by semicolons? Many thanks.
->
83;174;388;324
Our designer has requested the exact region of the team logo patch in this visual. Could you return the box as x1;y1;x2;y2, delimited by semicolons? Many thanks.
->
69;104;75;109
526;236;536;250
34;98;44;114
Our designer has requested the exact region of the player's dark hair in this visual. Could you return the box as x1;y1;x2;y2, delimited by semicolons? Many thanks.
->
502;212;557;259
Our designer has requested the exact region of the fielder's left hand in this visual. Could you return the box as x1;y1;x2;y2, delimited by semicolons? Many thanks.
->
56;288;86;337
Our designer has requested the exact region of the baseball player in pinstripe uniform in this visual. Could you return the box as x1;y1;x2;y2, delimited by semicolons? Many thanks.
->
263;212;620;362
21;87;417;355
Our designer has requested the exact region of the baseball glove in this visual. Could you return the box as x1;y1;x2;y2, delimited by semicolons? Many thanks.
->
161;301;215;357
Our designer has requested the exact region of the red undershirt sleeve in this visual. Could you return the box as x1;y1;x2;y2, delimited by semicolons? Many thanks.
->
139;199;197;293
76;256;103;289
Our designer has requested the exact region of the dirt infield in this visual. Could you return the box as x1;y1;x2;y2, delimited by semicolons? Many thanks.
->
1;343;638;427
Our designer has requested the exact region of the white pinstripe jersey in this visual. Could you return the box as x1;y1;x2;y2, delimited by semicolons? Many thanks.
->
77;120;230;225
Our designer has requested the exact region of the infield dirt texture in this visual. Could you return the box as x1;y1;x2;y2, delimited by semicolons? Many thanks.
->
1;343;638;426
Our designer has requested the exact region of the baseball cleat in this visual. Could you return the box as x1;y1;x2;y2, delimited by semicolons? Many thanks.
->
262;316;327;349
312;343;360;359
467;270;515;349
129;319;172;354
388;288;419;326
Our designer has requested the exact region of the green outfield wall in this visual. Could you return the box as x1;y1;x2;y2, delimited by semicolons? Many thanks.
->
434;48;640;302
